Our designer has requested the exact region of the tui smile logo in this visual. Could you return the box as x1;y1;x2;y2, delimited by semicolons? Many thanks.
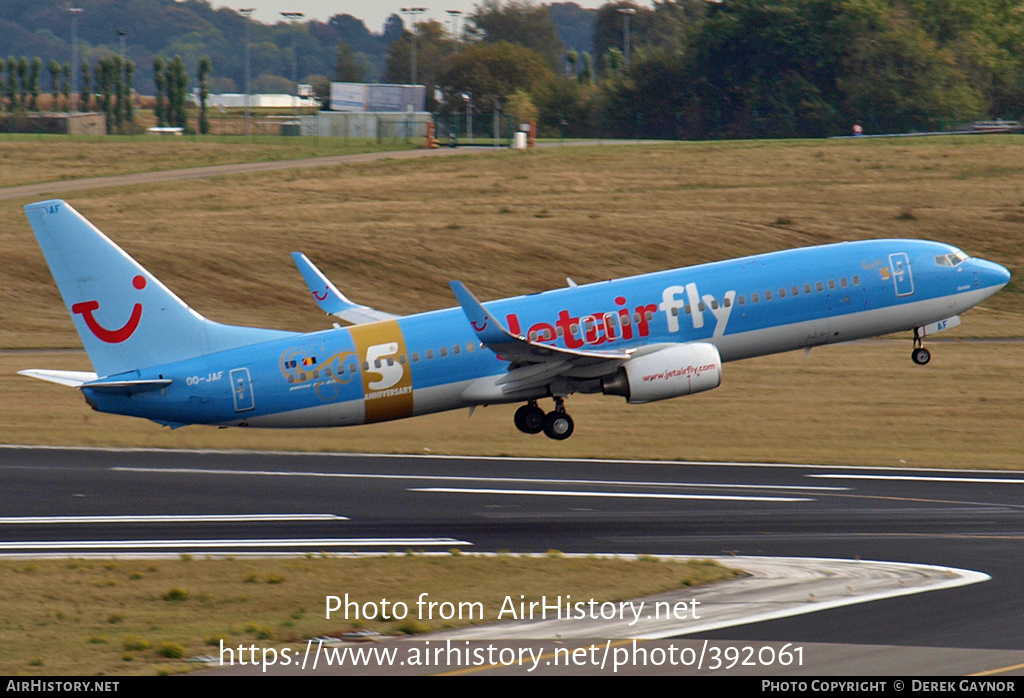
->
71;275;146;343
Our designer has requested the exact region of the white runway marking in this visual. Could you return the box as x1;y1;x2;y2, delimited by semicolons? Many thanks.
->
0;537;470;550
410;487;813;502
111;467;844;491
0;514;347;525
809;474;1024;484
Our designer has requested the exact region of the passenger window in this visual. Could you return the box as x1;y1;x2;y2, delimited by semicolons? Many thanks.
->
778;288;786;298
752;293;760;303
426;350;434;360
804;284;811;294
828;280;836;290
765;291;773;301
440;347;448;357
453;344;461;355
840;278;848;288
852;275;860;286
816;281;824;292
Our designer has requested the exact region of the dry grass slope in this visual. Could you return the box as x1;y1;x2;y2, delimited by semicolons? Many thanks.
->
0;136;1021;465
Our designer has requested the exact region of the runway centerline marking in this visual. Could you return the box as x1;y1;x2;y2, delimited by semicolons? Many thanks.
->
410;488;813;502
0;514;347;525
111;467;844;492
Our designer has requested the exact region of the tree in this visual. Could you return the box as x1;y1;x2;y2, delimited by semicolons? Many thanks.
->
17;57;28;109
153;56;166;126
198;57;211;134
334;41;366;82
471;0;565;71
437;41;553;114
28;57;40;111
5;57;17;112
61;63;71;111
124;60;135;125
167;56;189;129
79;59;90;112
384;20;454;108
48;59;61;110
111;56;125;131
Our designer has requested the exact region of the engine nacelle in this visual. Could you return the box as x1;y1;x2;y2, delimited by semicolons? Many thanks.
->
602;343;722;404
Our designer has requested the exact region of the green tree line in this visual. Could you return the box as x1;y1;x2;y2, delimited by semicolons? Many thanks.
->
386;0;1024;139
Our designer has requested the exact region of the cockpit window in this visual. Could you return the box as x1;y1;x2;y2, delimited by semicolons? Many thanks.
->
935;250;970;267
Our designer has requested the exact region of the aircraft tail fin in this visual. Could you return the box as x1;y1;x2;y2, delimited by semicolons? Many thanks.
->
24;200;296;377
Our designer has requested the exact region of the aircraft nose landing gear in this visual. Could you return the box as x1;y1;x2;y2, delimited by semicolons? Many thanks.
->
912;328;931;365
514;398;574;440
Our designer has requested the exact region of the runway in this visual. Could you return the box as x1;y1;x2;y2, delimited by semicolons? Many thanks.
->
2;445;1024;674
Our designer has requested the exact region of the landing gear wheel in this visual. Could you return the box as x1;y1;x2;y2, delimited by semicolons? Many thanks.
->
912;347;931;365
514;402;545;434
542;411;574;440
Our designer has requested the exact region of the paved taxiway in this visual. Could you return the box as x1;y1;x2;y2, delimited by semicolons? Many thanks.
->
2;446;1023;675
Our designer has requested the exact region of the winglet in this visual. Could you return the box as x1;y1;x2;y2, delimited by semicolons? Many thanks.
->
448;281;520;345
291;252;397;324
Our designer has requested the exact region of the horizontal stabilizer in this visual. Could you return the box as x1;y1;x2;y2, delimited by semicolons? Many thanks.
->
291;252;397;325
18;369;98;387
82;378;172;394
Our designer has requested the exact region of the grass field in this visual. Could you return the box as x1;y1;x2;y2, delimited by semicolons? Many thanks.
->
0;554;736;676
0;135;1021;466
0;133;417;189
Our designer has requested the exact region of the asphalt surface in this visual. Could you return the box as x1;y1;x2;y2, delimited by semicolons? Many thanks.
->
2;446;1023;675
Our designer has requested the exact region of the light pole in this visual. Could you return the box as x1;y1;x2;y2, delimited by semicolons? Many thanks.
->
239;7;254;136
400;7;427;85
446;9;461;52
117;28;127;63
618;7;636;70
280;12;304;117
68;7;83;111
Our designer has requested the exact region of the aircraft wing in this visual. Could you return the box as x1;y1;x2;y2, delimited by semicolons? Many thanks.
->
449;281;631;365
291;252;398;325
449;281;633;400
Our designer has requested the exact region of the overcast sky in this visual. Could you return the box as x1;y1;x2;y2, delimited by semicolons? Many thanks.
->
216;1;635;35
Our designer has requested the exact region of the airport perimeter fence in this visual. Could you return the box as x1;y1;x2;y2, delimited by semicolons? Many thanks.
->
433;112;519;147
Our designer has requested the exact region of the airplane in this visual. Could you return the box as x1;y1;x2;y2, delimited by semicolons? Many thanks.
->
20;199;1011;440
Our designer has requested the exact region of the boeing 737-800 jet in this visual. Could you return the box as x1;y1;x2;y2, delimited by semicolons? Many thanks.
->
20;200;1010;440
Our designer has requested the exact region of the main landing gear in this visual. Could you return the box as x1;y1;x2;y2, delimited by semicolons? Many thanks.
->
912;328;931;365
514;399;575;440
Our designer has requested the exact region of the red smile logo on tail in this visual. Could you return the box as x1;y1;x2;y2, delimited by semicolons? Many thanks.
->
71;275;146;344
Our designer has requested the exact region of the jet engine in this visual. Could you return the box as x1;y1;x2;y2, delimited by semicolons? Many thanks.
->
602;343;722;403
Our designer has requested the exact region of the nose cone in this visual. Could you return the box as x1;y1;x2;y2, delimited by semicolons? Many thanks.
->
974;258;1011;292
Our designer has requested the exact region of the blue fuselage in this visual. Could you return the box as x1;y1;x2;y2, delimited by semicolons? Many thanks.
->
83;239;1010;429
